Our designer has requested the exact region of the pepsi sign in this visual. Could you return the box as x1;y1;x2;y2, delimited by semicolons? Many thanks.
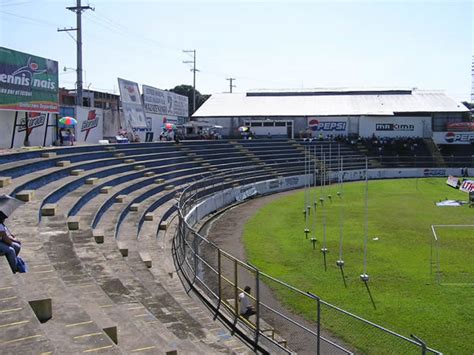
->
444;132;474;143
308;119;347;132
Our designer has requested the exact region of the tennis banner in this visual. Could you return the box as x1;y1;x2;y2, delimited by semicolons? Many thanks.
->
0;47;59;113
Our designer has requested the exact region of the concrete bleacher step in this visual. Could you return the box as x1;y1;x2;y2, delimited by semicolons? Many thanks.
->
15;190;35;202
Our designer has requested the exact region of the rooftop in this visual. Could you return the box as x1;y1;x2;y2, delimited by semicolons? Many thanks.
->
193;88;468;117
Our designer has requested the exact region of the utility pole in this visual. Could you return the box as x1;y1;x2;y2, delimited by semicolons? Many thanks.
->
226;78;236;93
58;0;94;107
183;50;199;114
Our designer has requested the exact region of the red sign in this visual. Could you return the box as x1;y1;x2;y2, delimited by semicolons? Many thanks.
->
460;180;474;193
446;122;474;131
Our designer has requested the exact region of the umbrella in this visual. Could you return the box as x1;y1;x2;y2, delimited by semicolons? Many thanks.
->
0;195;24;219
59;116;77;127
164;123;176;130
239;126;249;132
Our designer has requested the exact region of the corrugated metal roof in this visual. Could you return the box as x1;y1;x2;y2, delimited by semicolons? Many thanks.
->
192;89;468;117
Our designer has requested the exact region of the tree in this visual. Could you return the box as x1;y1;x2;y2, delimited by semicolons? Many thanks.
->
169;85;210;117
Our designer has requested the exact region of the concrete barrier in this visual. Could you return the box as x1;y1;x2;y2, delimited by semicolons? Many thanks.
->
56;160;71;167
139;252;152;268
0;177;12;187
92;229;104;244
85;177;99;185
67;216;81;230
41;204;57;216
16;190;35;202
70;169;84;176
41;152;56;158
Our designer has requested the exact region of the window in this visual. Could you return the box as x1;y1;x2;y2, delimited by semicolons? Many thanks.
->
263;121;273;127
275;121;286;127
250;122;262;127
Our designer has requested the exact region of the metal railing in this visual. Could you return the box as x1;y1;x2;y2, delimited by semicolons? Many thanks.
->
172;168;443;354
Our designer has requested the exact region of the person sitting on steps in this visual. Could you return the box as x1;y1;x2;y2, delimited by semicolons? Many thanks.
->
0;211;21;273
239;285;256;319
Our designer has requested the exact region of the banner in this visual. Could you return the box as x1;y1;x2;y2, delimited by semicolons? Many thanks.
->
307;117;348;136
446;176;459;188
446;122;474;131
433;131;474;145
142;84;188;117
359;116;429;138
118;78;146;128
75;107;103;143
460;180;474;193
0;47;58;113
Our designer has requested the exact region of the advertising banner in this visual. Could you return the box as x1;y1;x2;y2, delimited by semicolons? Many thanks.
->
446;122;474;131
359;116;429;138
460;180;474;193
118;78;146;128
0;109;56;148
0;47;59;113
142;85;188;117
433;131;474;145
74;107;103;143
446;176;460;188
307;117;348;137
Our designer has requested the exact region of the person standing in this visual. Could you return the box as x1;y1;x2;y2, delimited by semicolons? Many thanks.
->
0;212;21;273
238;286;256;319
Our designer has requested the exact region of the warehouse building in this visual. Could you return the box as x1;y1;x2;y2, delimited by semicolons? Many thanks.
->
192;88;469;139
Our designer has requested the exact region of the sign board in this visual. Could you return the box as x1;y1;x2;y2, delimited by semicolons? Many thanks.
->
446;122;474;131
0;47;59;113
446;176;459;188
359;116;429;138
118;78;146;128
460;180;474;193
307;117;348;136
432;131;474;145
75;107;103;143
142;85;188;117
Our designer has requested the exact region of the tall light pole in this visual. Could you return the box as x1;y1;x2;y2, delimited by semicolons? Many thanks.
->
183;49;199;114
58;0;93;107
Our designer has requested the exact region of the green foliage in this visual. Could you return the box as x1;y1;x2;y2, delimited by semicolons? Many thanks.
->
169;84;210;115
243;178;474;354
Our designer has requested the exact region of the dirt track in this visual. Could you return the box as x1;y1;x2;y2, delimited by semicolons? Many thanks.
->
204;190;352;355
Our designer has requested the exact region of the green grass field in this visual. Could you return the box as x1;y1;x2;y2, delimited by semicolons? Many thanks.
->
242;178;474;354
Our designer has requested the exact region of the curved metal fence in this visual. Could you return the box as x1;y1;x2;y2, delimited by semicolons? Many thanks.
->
172;161;450;354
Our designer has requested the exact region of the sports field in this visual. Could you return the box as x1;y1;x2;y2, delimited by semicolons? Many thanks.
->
242;178;473;354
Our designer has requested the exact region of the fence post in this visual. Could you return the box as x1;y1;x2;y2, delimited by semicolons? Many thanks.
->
410;334;427;355
234;259;239;318
255;268;260;348
214;248;222;320
317;297;321;355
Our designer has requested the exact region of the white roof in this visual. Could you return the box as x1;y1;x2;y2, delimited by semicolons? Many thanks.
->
192;89;468;117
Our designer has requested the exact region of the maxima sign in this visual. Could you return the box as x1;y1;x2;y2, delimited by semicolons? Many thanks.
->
433;131;474;145
359;116;428;138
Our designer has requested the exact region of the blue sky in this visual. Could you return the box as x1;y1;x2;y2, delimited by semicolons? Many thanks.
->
1;0;472;101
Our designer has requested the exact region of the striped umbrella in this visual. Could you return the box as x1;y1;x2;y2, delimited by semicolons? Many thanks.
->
58;116;77;127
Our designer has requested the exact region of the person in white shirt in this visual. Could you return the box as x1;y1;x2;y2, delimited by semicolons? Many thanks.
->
238;286;256;319
0;212;21;273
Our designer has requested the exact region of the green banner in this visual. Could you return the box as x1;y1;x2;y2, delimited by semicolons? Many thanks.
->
0;47;59;113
